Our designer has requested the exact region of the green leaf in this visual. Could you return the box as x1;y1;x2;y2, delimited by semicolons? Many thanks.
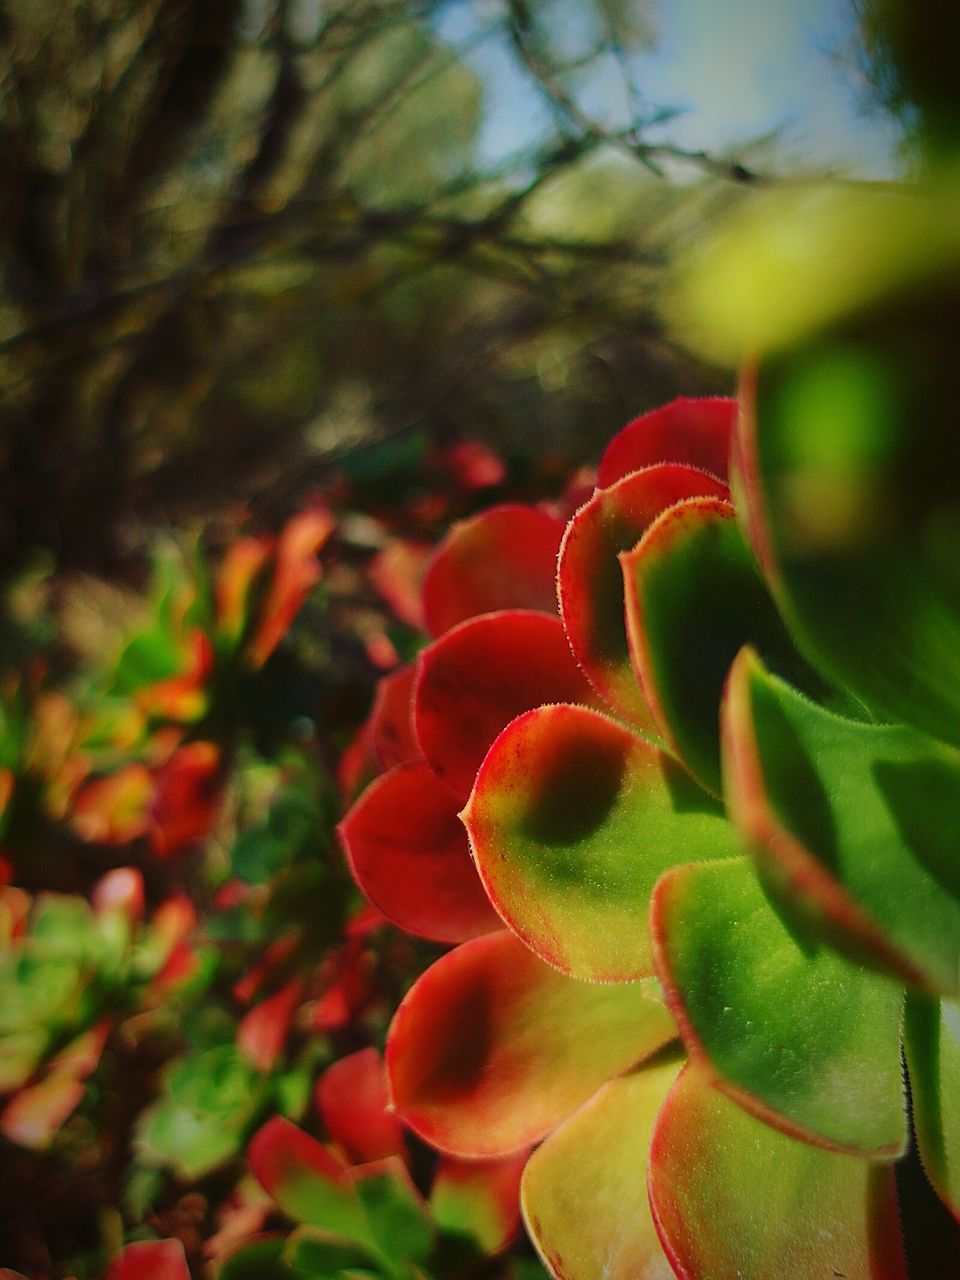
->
556;461;727;731
135;1046;265;1178
464;702;738;981
352;1160;434;1269
723;648;960;996
737;273;960;746
904;993;960;1219
283;1229;380;1278
221;1236;302;1280
652;857;906;1156
622;497;828;795
249;1117;373;1248
521;1054;682;1280
649;1063;908;1280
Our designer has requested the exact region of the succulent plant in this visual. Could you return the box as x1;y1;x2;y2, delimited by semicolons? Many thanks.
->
341;279;960;1280
214;1045;532;1280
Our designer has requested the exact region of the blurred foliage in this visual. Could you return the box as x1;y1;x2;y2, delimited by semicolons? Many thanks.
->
0;0;752;577
0;510;446;1277
851;0;960;156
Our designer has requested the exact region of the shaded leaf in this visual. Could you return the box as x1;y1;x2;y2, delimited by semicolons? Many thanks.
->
558;462;727;729
723;648;960;996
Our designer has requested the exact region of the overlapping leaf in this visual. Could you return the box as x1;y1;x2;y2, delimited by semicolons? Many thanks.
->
339;761;500;943
558;463;727;729
723;648;960;996
387;931;675;1158
414;611;594;801
421;506;564;637
521;1054;682;1280
652;857;906;1156
649;1064;907;1280
622;496;829;796
465;703;738;981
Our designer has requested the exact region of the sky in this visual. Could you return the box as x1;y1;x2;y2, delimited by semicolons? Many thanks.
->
435;0;903;178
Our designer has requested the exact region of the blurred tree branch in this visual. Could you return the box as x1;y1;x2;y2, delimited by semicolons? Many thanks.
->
0;0;750;574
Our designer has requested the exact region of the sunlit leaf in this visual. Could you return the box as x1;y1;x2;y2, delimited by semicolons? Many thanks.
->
339;761;500;943
464;702;737;981
649;1063;908;1280
652;857;906;1156
414;610;595;801
521;1054;682;1280
421;506;564;637
387;931;675;1158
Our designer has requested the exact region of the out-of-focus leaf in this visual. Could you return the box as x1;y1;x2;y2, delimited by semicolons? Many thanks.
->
316;1048;407;1166
352;1158;435;1267
431;1151;527;1255
904;994;960;1220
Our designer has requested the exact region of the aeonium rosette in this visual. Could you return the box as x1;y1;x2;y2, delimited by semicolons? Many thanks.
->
340;397;917;1280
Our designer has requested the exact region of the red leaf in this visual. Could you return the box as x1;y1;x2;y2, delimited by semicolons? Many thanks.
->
421;506;563;637
387;932;674;1158
366;664;420;771
237;979;304;1073
596;397;736;489
106;1240;191;1280
558;462;728;727
369;539;432;630
414;610;595;802
316;1047;407;1165
249;1115;348;1196
339;761;501;943
442;441;506;491
215;535;271;644
149;741;221;858
247;507;334;668
0;1071;85;1149
71;764;153;845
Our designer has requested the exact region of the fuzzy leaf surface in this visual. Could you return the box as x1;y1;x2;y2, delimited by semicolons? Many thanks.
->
723;648;960;995
387;932;675;1158
465;703;738;981
652;857;906;1156
649;1065;908;1280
